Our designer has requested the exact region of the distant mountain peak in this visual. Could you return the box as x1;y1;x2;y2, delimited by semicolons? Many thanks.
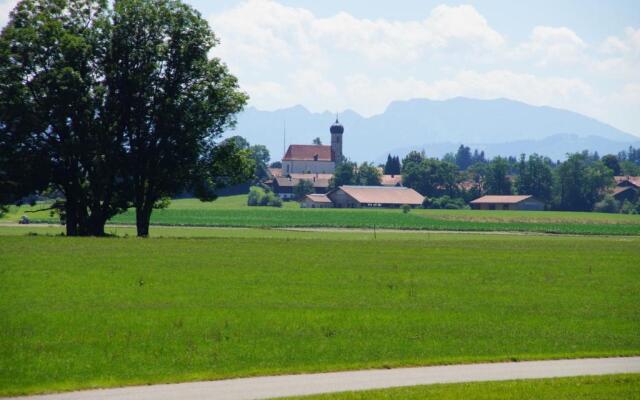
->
228;97;639;162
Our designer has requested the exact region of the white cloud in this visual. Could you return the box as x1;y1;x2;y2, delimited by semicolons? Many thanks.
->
513;26;587;67
0;0;19;28
589;28;640;86
209;0;505;71
310;5;504;61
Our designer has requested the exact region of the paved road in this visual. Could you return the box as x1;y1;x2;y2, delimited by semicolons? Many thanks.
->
8;357;640;400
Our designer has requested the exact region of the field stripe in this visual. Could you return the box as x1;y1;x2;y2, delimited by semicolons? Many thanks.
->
7;357;640;400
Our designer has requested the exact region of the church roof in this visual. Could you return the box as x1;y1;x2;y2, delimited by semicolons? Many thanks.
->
283;145;333;161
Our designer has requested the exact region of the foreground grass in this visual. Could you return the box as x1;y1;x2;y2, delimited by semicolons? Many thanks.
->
1;232;638;396
4;195;640;235
283;374;640;400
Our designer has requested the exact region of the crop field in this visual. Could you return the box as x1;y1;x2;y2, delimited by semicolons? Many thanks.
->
283;374;640;400
1;231;639;396
4;195;640;235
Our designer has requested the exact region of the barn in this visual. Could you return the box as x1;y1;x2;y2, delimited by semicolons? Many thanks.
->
300;194;333;208
470;195;545;211
326;186;424;208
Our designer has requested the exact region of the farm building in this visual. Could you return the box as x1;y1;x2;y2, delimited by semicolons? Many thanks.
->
614;176;640;188
327;186;424;208
470;195;544;211
270;174;332;199
300;194;333;208
611;176;639;203
612;186;638;203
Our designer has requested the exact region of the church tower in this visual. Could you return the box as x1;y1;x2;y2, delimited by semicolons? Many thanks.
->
330;116;344;165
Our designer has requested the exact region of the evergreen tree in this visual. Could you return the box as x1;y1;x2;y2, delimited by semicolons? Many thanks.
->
455;145;472;170
601;154;621;176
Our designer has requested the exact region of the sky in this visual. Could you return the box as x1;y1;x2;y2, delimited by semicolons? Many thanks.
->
1;0;639;136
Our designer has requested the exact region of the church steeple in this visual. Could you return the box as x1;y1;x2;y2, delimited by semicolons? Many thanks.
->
330;115;344;164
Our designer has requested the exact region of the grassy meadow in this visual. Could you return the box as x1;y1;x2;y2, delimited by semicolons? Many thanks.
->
1;230;639;395
283;374;640;400
3;194;640;235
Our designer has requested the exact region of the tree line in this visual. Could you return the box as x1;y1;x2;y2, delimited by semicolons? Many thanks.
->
0;0;253;236
320;145;640;212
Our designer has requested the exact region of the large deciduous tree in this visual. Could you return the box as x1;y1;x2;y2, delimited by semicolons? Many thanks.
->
515;154;554;204
356;162;381;186
0;0;249;236
484;157;512;195
555;153;613;211
108;0;247;236
0;0;128;236
402;158;460;198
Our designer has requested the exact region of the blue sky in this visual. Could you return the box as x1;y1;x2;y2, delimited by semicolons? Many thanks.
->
1;0;639;136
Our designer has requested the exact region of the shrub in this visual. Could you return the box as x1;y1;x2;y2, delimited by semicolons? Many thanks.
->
247;186;282;207
247;186;264;206
424;195;468;210
593;194;620;213
401;204;411;214
264;192;282;207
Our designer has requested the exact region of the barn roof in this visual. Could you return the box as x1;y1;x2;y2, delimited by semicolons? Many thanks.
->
612;186;637;196
283;145;333;161
333;185;424;205
470;195;537;204
304;194;332;203
614;176;640;188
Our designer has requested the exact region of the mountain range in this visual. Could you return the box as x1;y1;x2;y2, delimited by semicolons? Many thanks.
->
225;97;640;163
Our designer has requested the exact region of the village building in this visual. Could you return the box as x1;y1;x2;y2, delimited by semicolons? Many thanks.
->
271;174;332;200
470;195;544;211
380;174;402;187
612;186;638;203
614;176;640;188
300;193;333;208
327;186;424;208
612;176;639;203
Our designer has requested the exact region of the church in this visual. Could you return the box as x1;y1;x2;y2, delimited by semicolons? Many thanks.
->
267;118;344;199
281;118;344;174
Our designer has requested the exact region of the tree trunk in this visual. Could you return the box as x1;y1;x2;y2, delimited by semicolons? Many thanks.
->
87;214;107;236
65;190;79;236
65;202;78;236
136;204;152;237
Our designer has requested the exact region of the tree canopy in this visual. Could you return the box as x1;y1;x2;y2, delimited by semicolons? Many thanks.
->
0;0;250;236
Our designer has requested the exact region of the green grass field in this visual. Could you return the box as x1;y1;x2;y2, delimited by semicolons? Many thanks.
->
283;374;640;400
3;195;640;235
1;230;638;396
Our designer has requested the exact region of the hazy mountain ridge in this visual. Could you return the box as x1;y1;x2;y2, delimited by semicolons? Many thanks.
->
225;97;640;162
